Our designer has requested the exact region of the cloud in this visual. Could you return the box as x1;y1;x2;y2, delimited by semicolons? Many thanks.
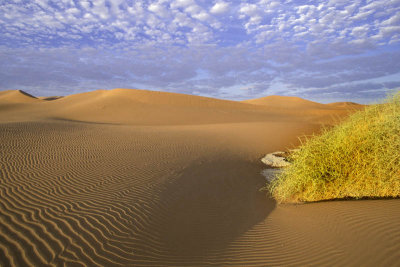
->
171;0;195;9
91;0;110;20
0;0;399;103
192;11;210;21
210;1;229;15
1;0;399;49
148;2;169;18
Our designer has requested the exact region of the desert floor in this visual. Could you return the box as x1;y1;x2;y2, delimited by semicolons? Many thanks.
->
0;89;399;266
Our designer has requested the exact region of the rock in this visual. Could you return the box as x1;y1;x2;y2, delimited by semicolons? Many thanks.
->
261;151;291;168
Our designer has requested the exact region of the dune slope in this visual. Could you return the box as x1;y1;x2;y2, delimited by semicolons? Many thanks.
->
0;88;398;266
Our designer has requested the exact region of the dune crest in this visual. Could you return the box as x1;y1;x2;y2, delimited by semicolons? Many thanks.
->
57;88;264;110
242;95;325;109
49;88;270;125
0;90;39;103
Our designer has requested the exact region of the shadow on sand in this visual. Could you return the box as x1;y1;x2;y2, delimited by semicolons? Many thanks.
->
154;158;276;261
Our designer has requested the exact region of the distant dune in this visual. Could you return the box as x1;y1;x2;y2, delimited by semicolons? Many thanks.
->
242;95;326;109
51;88;268;125
0;88;398;266
0;88;364;125
0;89;39;103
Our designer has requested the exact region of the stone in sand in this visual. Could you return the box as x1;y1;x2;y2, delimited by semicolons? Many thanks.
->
261;151;291;168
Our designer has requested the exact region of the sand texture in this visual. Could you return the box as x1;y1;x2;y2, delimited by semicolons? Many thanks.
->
0;89;398;266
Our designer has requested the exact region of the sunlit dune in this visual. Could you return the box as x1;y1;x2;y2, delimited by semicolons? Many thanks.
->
0;88;398;266
0;89;40;103
0;88;363;125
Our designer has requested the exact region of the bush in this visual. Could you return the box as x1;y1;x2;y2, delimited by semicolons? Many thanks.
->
269;92;400;203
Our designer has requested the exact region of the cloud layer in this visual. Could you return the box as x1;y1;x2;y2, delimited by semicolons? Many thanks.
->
1;0;400;103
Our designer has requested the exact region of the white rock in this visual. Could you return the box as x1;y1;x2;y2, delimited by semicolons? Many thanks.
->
261;151;291;168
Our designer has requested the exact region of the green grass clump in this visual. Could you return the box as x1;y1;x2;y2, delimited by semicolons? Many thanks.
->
269;92;400;203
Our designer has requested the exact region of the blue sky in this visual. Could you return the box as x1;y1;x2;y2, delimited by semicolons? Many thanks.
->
1;0;400;103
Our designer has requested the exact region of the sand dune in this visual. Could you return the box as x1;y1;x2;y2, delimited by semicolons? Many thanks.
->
244;95;365;110
0;89;362;125
0;90;39;103
50;88;275;125
242;95;365;125
0;88;398;266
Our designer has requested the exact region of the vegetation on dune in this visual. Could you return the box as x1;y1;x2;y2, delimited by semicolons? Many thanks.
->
269;92;400;203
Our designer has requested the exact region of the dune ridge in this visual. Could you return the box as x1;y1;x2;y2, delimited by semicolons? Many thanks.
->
0;90;39;103
0;88;398;266
0;89;362;125
243;95;326;108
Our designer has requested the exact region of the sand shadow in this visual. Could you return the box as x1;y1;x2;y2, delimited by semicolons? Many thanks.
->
49;117;120;125
302;195;400;204
18;90;38;99
41;96;64;101
154;158;275;259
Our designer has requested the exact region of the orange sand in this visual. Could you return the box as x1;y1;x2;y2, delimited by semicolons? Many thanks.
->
0;89;398;266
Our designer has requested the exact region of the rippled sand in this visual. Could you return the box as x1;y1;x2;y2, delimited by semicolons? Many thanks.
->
1;89;398;266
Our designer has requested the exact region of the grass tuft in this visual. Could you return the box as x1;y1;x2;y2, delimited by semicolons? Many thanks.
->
269;92;400;203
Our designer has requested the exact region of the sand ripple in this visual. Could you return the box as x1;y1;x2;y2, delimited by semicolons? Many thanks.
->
1;118;399;266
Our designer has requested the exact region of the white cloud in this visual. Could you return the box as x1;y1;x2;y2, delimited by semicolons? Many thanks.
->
148;2;168;18
239;3;258;18
183;4;201;15
2;0;398;49
1;0;400;103
34;0;50;10
80;1;91;10
192;11;210;21
210;1;229;15
380;26;400;37
108;0;124;15
382;12;400;26
351;25;369;37
91;0;110;20
172;11;192;27
66;8;80;15
171;0;195;8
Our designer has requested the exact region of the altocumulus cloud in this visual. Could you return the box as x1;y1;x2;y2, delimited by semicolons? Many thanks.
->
0;0;399;103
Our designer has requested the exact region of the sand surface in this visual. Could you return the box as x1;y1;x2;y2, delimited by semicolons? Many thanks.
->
0;89;398;266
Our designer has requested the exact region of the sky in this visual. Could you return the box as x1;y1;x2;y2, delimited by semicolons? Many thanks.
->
1;0;400;103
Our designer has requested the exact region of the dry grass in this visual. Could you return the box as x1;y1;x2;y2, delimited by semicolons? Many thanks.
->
269;92;400;203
